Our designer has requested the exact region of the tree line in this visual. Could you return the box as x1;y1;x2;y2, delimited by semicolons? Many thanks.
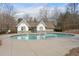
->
56;3;79;32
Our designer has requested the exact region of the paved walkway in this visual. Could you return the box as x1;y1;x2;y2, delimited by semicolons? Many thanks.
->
0;34;79;56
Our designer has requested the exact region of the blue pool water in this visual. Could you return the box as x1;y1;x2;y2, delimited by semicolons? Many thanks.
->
10;33;75;40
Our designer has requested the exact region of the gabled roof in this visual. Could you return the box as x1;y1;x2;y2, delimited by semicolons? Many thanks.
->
38;20;55;29
27;21;38;27
46;21;55;29
16;19;30;27
38;20;47;27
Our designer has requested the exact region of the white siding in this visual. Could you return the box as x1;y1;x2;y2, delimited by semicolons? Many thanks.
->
17;23;29;31
37;23;46;31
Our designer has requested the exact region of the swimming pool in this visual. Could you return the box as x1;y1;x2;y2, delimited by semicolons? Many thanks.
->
10;33;75;40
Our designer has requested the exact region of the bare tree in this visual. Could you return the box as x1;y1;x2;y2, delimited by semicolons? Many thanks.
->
23;14;30;21
39;7;48;22
56;3;79;32
50;7;61;26
51;7;60;19
66;3;79;30
66;3;79;14
0;3;16;33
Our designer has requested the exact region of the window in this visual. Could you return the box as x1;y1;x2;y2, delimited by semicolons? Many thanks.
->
39;26;43;31
21;26;26;31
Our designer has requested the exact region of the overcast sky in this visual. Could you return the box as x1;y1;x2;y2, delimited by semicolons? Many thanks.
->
13;3;66;18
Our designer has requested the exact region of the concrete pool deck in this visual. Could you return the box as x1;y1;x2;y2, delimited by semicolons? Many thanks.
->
0;34;79;56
